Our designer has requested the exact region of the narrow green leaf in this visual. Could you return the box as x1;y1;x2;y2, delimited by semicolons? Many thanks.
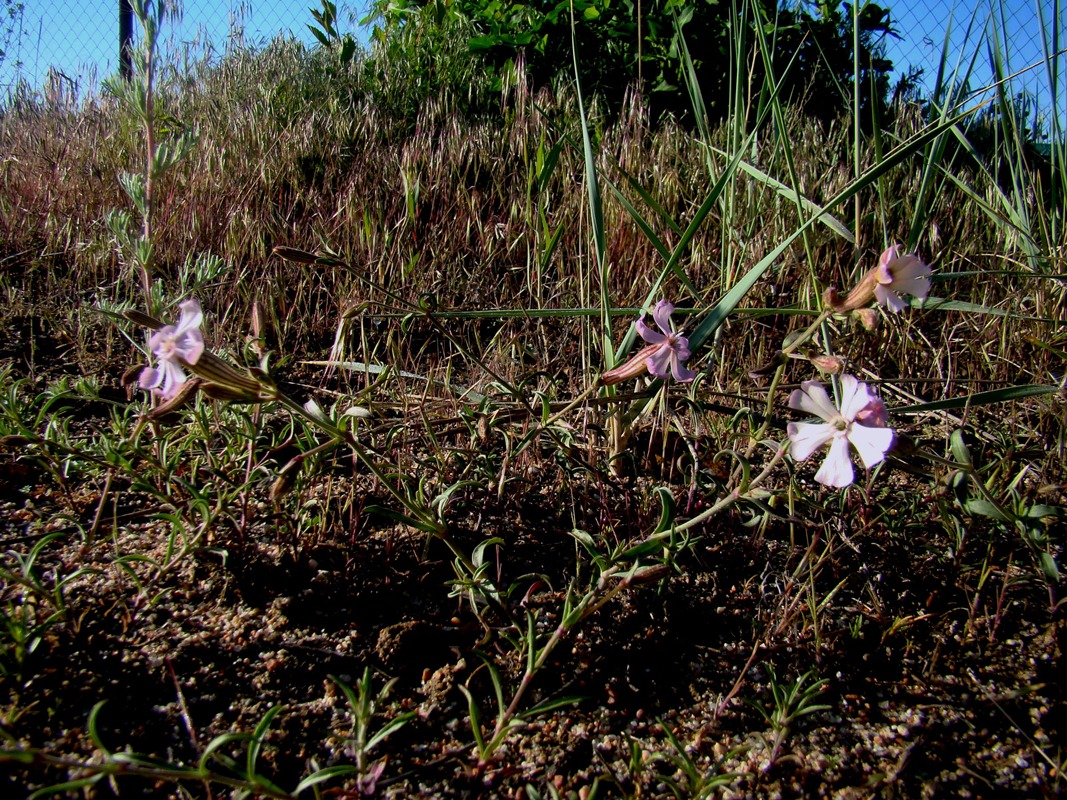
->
1024;505;1061;520
199;732;252;772
537;140;564;194
963;499;1012;522
364;711;416;752
1038;552;1060;583
86;701;111;755
29;775;104;799
294;765;360;795
703;146;855;242
0;748;36;764
517;694;583;719
687;103;988;353
949;430;972;467
652;486;677;535
894;385;1059;414
247;704;281;780
458;685;485;754
919;297;1062;324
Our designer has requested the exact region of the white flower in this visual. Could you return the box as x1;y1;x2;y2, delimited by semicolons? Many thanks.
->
139;299;205;400
786;375;894;488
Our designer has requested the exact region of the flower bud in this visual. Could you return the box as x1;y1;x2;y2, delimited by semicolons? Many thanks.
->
147;377;202;419
853;308;880;332
825;244;932;315
121;364;147;387
272;245;320;264
189;351;273;400
810;354;845;374
601;345;659;386
270;461;301;501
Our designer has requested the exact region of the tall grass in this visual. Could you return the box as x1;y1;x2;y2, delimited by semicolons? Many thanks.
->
0;25;1060;389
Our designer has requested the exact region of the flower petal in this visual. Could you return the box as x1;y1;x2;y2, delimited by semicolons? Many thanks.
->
176;330;205;364
651;300;675;334
814;436;855;487
636;316;666;345
891;256;932;300
139;366;161;391
644;344;673;378
874;284;908;313
878;244;901;270
670;356;697;382
855;396;889;427
176;299;203;334
839;374;878;421
789;380;840;422
157;359;189;400
848;423;894;468
672;334;692;362
787;421;837;462
149;326;176;355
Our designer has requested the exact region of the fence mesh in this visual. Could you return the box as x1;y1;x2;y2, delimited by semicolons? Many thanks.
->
0;0;367;100
0;0;1062;128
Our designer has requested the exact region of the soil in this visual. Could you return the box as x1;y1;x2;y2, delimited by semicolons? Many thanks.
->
0;328;1064;799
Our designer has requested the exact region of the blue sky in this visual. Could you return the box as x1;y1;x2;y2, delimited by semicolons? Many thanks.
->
1;0;1062;131
0;1;371;94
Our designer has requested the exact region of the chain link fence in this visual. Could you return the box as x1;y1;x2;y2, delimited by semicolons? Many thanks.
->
0;0;1062;129
887;0;1063;132
0;1;367;101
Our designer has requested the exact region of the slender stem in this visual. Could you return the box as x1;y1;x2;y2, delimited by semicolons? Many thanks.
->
781;309;832;357
139;6;156;304
543;382;598;427
675;445;787;536
747;309;833;458
489;565;626;744
0;751;293;799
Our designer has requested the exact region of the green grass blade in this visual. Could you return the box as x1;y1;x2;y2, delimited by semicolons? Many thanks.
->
687;103;989;353
894;385;1060;414
570;6;611;366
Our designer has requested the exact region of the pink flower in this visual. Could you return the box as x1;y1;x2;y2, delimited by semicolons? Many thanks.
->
139;299;205;400
873;245;932;313
602;300;697;385
636;301;696;382
786;375;894;488
823;244;932;314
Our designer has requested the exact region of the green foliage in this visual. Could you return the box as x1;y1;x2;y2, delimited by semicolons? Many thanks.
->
308;0;359;66
365;0;898;126
361;0;498;125
0;0;1063;794
102;0;201;309
0;1;23;73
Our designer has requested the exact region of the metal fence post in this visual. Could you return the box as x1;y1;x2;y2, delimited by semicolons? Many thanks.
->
119;0;133;80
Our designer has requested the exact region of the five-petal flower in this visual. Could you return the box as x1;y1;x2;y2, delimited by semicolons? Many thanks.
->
139;299;205;400
786;375;894;488
823;244;932;315
601;300;698;385
635;300;697;383
873;245;932;313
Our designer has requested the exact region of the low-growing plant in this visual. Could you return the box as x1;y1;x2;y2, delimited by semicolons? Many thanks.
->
748;666;831;770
